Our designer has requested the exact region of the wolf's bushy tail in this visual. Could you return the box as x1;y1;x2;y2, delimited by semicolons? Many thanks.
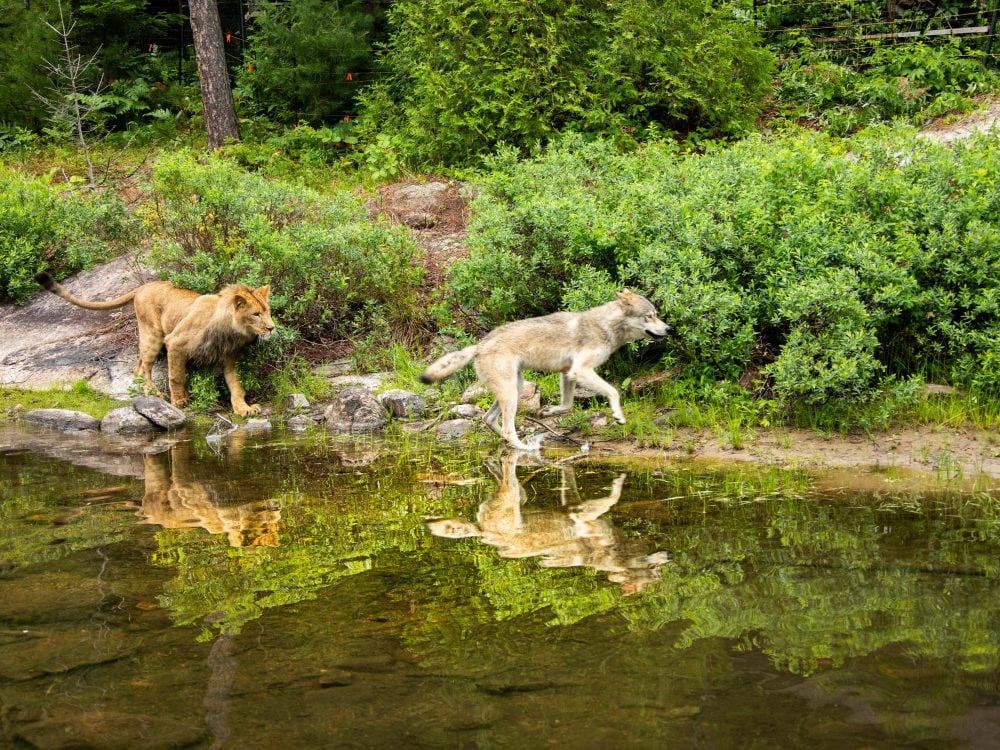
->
34;271;138;311
420;346;477;384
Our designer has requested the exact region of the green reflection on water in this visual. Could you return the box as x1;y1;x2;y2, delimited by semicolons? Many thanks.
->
2;424;1000;747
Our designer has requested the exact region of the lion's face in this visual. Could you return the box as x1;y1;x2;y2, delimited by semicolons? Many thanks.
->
233;285;276;340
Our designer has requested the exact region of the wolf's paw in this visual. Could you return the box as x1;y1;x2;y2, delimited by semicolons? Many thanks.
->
507;433;544;452
539;405;570;418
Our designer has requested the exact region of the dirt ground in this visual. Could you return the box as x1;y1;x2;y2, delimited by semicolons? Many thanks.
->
585;425;1000;487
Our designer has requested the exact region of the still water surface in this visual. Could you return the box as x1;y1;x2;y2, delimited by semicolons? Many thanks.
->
2;422;1000;748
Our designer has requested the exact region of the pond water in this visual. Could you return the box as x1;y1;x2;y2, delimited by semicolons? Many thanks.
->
2;422;1000;749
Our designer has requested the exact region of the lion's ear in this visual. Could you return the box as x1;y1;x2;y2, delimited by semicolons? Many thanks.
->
234;294;248;310
255;284;271;300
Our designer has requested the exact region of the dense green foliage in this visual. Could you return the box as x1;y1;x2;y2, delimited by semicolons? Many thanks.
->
0;0;189;133
236;0;388;124
0;166;139;303
773;42;998;135
449;128;1000;406
146;150;422;345
357;0;774;166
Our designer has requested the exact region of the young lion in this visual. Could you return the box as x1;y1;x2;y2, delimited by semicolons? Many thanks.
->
35;272;275;417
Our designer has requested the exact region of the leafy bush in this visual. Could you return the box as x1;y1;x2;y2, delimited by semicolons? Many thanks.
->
0;166;139;303
146;150;423;347
446;127;1000;409
358;0;773;167
773;42;997;134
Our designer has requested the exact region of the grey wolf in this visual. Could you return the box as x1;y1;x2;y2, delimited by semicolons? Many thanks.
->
35;272;275;416
420;290;669;450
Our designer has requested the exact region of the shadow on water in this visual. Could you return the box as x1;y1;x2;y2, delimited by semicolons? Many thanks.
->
1;421;1000;748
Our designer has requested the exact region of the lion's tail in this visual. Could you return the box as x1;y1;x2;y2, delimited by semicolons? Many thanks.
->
420;346;477;384
35;271;138;311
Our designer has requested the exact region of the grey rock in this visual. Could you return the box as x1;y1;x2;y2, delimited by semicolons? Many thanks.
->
327;373;388;392
284;392;311;410
390;181;449;228
287;414;313;431
519;381;541;414
240;418;273;433
380;389;425;420
312;358;355;378
325;386;388;434
101;406;160;434
449;403;483;419
460;382;488;403
23;408;100;432
588;413;610;429
435;418;476;439
923;383;958;397
132;396;187;429
458;381;539;411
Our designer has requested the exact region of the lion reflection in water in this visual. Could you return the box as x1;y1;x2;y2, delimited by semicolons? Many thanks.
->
427;453;671;595
139;436;281;547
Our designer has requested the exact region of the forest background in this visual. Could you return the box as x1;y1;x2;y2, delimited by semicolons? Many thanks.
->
3;0;1000;436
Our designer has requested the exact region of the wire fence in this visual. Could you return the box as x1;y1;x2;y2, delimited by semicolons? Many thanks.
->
753;1;1000;65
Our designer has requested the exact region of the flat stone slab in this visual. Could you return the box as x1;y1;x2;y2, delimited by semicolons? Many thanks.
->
23;408;101;432
101;406;160;434
0;256;158;397
132;396;187;428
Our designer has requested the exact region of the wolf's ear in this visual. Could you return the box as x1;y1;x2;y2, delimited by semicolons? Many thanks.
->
616;289;635;305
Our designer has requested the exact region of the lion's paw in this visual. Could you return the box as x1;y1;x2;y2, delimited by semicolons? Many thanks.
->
236;403;261;417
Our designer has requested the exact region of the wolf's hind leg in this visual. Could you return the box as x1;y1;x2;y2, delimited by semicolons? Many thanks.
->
478;360;533;450
482;401;502;435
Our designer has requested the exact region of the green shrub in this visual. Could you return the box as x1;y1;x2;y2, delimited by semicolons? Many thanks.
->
774;43;997;134
358;0;773;167
445;127;1000;412
146;149;423;347
0;166;139;303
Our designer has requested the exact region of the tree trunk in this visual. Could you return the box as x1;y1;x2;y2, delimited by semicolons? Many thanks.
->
188;0;239;148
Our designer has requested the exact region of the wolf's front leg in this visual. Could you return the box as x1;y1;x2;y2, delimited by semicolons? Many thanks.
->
572;369;625;424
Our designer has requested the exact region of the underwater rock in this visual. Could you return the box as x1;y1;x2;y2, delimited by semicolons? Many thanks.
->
8;708;206;750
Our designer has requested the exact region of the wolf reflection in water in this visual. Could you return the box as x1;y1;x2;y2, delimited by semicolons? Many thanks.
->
427;453;671;595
